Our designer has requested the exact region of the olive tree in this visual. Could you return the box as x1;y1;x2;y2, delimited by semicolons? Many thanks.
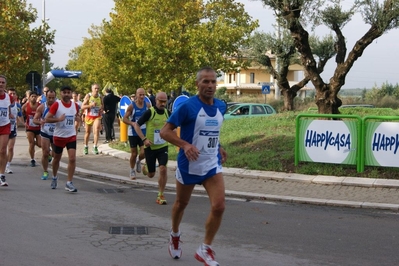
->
258;0;399;113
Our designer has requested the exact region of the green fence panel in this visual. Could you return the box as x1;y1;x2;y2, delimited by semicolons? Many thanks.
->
295;114;363;172
362;116;399;172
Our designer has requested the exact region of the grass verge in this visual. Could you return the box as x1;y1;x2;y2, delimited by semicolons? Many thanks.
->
110;108;399;179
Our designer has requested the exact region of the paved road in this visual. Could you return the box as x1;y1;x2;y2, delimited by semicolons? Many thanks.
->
5;129;399;266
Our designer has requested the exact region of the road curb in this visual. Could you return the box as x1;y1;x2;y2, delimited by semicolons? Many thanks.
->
98;144;399;189
54;144;399;211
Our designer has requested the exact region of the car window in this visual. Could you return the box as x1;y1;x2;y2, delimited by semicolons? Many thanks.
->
232;106;249;115
240;106;250;115
226;104;239;114
252;105;266;115
265;105;274;114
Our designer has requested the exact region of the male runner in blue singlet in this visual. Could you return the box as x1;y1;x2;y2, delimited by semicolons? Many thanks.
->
161;67;227;266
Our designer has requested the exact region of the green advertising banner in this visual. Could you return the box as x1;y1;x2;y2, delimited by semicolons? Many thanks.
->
364;121;399;167
298;120;358;165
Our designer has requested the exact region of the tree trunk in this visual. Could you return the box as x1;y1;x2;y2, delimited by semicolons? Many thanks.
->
281;88;296;111
279;79;307;111
315;83;342;114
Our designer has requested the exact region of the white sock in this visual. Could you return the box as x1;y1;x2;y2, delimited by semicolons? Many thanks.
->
171;230;180;237
202;243;211;249
6;162;10;167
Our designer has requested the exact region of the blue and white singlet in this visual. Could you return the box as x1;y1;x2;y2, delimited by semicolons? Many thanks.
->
167;95;227;185
41;102;56;136
128;101;148;137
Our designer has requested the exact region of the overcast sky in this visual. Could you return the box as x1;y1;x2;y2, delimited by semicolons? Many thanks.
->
27;0;399;89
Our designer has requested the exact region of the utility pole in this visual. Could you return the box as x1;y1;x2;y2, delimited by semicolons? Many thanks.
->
274;23;280;100
41;0;46;91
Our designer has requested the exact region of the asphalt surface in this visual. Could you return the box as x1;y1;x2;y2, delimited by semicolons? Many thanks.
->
7;127;399;211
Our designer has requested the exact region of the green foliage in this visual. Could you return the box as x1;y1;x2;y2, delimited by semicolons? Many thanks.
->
0;0;55;93
308;34;336;64
362;0;399;31
215;86;232;102
320;4;356;29
365;82;399;103
67;0;258;95
340;107;392;116
268;98;285;112
378;96;399;109
361;89;367;100
248;30;298;68
215;87;227;97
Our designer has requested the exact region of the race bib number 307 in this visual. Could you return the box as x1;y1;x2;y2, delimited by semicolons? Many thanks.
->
198;130;219;155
